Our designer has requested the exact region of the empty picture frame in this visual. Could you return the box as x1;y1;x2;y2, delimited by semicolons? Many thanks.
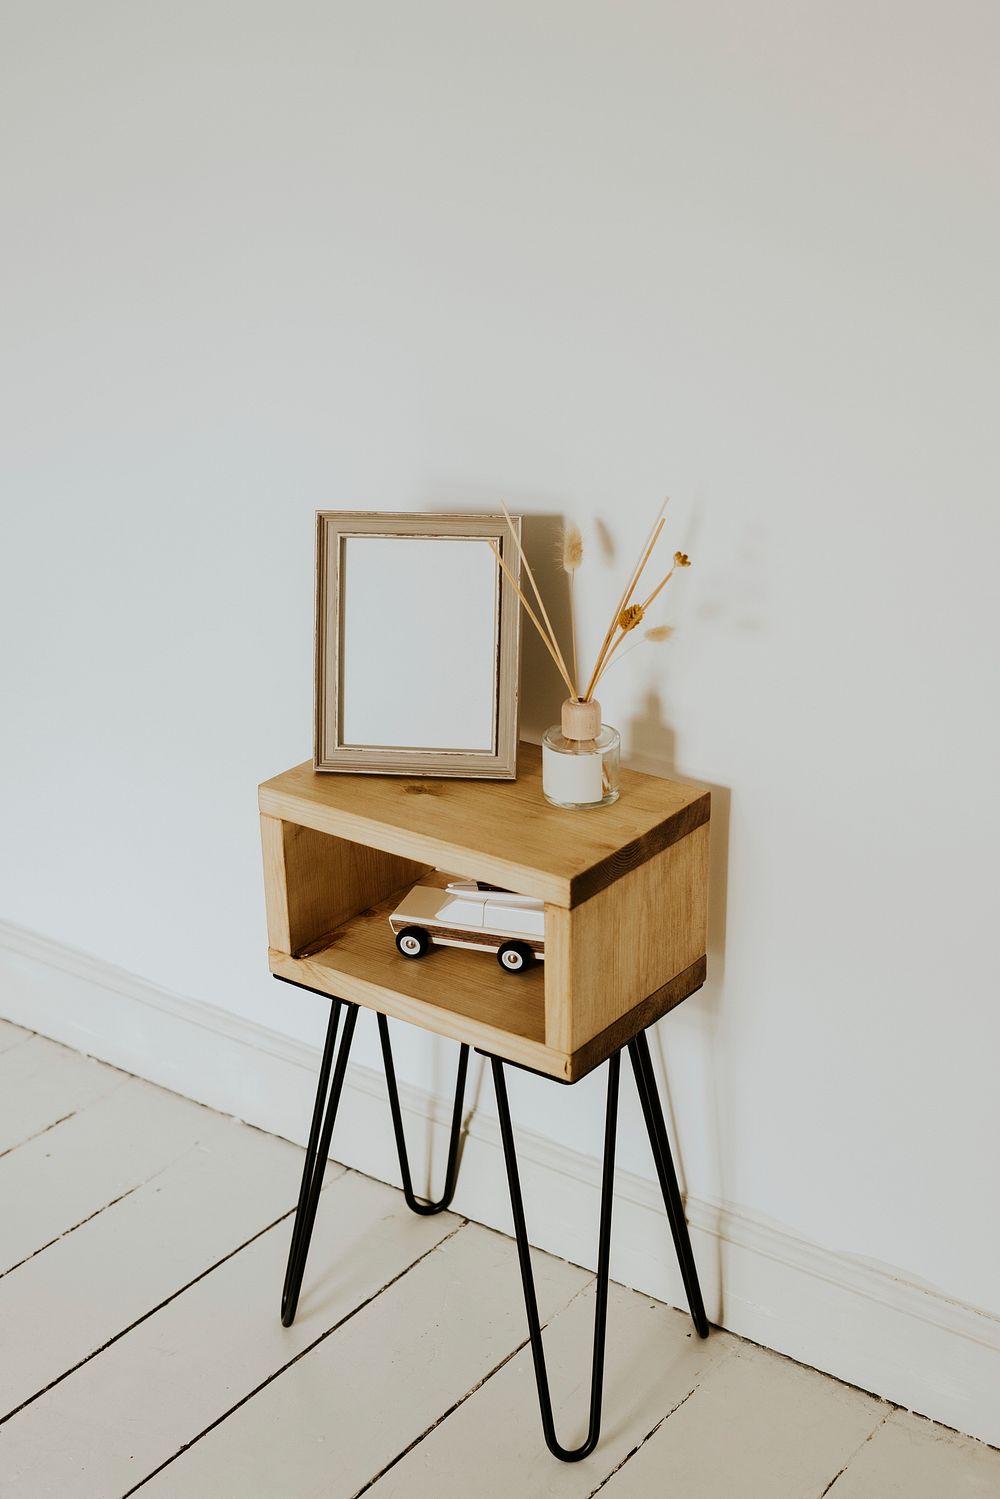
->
314;512;522;777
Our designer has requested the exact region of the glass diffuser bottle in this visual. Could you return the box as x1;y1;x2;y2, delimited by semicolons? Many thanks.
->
542;698;620;809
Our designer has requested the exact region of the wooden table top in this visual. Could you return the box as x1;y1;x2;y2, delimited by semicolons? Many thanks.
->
259;744;708;909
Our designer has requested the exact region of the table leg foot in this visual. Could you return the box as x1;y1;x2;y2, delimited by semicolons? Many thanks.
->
492;1050;620;1462
378;1013;469;1215
280;998;359;1327
627;1030;710;1338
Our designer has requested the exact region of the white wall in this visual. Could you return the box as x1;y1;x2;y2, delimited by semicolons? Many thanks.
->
3;0;999;1439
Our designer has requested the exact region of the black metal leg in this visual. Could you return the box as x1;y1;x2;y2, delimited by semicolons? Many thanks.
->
281;998;359;1327
377;1012;469;1215
627;1030;710;1338
492;1050;621;1463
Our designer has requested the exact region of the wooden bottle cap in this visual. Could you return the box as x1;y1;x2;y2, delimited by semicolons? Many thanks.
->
561;697;602;741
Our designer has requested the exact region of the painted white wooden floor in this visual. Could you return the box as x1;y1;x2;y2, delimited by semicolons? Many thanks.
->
2;1022;998;1499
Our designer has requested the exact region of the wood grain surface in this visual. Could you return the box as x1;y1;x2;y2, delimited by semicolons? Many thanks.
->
545;823;709;1054
260;745;709;909
261;814;430;956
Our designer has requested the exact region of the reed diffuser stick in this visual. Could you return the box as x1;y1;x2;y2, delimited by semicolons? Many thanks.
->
582;510;666;701
500;504;575;695
494;499;689;732
489;541;577;698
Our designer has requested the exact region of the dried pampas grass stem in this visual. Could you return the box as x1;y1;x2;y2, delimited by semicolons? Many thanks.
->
562;524;583;572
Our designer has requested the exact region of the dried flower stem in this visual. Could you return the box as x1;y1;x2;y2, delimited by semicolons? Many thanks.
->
592;614;645;688
489;541;577;698
500;503;575;696
582;507;666;701
593;553;689;691
494;499;688;709
639;563;676;613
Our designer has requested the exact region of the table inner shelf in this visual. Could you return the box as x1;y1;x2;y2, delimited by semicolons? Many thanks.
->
269;879;550;1068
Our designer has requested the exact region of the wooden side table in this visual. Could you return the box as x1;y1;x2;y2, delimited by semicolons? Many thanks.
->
259;744;711;1462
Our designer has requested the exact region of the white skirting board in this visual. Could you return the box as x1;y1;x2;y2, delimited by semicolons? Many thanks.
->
2;916;998;1450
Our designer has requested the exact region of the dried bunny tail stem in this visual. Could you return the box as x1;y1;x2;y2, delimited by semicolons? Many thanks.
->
569;585;578;690
583;504;667;701
561;522;583;691
561;524;583;572
489;541;577;699
500;503;575;695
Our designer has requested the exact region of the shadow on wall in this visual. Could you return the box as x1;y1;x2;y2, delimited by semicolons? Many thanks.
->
517;513;573;740
421;492;570;739
625;689;732;1323
626;687;730;1009
513;521;732;1026
438;499;732;1319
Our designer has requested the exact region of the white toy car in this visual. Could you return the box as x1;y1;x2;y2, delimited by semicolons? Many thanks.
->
389;879;545;973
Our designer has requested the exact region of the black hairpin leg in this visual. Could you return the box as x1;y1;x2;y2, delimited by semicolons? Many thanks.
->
281;998;359;1327
492;1050;621;1463
377;1012;469;1215
627;1030;710;1338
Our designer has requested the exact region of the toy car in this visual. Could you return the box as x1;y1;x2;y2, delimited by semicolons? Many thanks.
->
388;879;545;973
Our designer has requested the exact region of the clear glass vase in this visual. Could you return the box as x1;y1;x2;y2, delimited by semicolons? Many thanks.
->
541;699;621;809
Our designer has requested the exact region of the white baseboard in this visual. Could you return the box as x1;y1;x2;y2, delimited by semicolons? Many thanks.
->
2;916;998;1449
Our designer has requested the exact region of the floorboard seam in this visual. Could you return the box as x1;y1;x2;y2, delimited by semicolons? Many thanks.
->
349;1334;534;1499
0;1120;254;1282
349;1274;598;1499
0;1110;78;1161
584;1343;738;1499
0;1176;151;1282
818;1410;893;1497
118;1218;469;1498
585;1384;699;1498
0;1201;302;1427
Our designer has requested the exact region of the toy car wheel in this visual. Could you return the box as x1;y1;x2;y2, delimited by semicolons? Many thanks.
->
396;926;430;959
497;941;533;973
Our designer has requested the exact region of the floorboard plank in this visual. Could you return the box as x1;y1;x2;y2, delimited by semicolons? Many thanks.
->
0;1035;124;1155
0;1171;456;1499
1;1031;996;1498
827;1409;1000;1498
595;1342;886;1499
367;1281;732;1498
0;1079;233;1275
137;1221;589;1499
0;1121;324;1421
